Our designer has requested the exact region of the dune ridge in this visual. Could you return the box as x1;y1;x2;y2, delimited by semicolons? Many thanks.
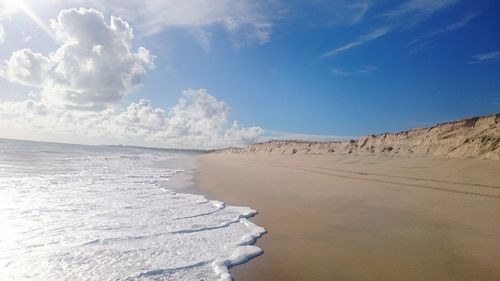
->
220;113;500;160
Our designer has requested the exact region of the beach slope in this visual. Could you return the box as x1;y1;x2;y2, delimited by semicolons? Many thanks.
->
197;153;500;280
196;114;500;280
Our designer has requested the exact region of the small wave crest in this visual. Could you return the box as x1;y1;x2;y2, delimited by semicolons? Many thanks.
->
0;141;265;281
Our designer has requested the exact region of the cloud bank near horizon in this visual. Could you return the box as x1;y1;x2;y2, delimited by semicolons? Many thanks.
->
0;88;264;149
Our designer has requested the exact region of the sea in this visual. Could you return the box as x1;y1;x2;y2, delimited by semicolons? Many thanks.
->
0;138;265;281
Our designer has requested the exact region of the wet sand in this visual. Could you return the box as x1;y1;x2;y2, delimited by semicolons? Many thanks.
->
196;153;500;281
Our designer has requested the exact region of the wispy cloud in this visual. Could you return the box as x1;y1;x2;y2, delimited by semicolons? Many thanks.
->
407;12;480;51
282;0;373;27
440;12;480;32
323;0;373;25
331;65;379;76
319;0;462;60
357;65;379;73
343;1;372;24
331;68;351;76
383;0;461;24
469;51;500;64
63;0;276;50
321;28;388;58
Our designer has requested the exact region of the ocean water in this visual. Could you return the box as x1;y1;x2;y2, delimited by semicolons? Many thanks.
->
0;139;265;281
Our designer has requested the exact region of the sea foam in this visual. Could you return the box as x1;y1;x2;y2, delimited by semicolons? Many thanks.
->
0;139;265;280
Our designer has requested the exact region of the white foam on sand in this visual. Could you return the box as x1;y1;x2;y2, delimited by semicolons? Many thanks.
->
0;139;265;281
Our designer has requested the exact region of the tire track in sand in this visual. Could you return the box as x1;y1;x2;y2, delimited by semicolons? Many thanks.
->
257;161;500;200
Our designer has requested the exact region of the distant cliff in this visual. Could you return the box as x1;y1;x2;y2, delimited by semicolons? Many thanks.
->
219;113;500;160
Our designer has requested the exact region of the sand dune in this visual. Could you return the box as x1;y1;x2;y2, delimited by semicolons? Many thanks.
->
199;113;500;280
220;113;500;160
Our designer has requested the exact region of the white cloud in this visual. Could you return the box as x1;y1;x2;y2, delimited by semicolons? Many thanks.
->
1;8;154;110
0;89;264;149
441;12;480;32
331;68;351;76
111;0;271;37
0;7;262;148
0;0;17;45
321;28;388;58
0;23;4;44
357;65;378;73
0;1;15;17
407;12;480;50
3;48;48;86
384;0;460;22
163;89;229;138
469;51;500;64
348;1;372;24
107;99;167;139
319;0;462;59
296;0;372;26
225;121;264;146
54;0;274;49
331;65;378;76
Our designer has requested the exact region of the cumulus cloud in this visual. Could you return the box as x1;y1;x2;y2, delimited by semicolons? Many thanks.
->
152;89;263;148
0;89;264;149
163;89;229;138
3;49;48;86
1;8;154;110
0;7;263;148
106;99;167;139
225;121;264;146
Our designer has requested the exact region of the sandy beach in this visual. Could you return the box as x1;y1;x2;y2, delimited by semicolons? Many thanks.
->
196;153;500;281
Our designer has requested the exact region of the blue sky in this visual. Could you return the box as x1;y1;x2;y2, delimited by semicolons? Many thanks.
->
137;0;500;135
0;0;499;147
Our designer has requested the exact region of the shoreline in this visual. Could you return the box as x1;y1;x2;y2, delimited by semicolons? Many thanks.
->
195;153;500;280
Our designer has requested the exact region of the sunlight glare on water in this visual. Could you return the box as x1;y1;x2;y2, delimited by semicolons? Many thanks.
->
0;139;264;281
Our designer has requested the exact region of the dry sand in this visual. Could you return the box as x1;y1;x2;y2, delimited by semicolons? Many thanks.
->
196;153;500;281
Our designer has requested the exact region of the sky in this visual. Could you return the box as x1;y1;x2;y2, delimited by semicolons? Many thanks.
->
0;0;499;148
